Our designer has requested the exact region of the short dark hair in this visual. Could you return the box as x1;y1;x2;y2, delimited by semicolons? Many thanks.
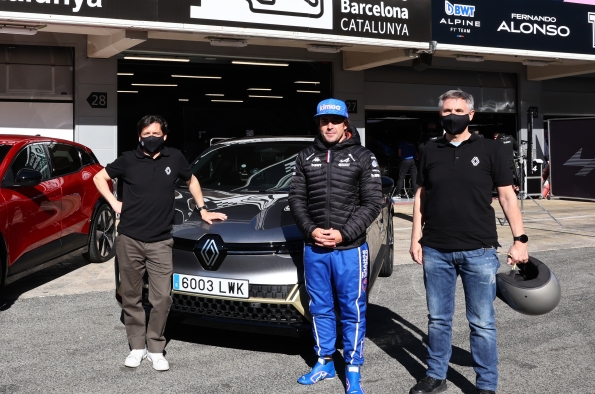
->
137;115;169;135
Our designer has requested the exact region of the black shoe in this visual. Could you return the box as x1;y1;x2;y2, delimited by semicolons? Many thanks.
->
409;376;447;394
477;390;496;394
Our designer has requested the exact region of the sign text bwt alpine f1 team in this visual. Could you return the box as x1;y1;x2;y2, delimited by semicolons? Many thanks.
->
0;0;431;43
432;0;595;55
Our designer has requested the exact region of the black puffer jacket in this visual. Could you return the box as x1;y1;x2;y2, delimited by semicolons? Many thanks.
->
288;128;383;250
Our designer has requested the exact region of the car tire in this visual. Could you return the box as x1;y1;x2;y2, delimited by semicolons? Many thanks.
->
379;212;394;278
0;257;5;292
88;203;117;263
0;235;7;292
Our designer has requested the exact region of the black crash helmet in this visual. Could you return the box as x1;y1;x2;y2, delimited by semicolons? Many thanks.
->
496;256;561;316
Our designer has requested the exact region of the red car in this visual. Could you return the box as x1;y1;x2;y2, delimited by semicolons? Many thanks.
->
0;135;116;290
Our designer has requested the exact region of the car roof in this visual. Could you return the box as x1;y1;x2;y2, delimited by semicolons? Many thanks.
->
211;135;315;146
0;134;90;150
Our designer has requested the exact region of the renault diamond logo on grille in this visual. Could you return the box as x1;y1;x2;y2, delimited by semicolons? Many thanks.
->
194;235;226;271
201;239;219;267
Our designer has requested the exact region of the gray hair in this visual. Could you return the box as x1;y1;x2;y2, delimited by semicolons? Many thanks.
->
438;89;474;112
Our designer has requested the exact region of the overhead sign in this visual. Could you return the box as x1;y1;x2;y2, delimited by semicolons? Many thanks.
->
432;0;595;56
548;118;595;201
0;0;431;45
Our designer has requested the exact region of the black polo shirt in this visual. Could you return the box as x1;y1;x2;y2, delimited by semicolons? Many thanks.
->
105;146;192;242
417;134;512;250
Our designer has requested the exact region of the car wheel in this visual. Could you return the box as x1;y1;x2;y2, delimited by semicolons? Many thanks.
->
88;203;117;263
0;235;7;292
379;212;394;277
0;256;5;292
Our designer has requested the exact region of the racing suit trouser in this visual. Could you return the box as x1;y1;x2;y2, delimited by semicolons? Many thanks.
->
304;243;369;365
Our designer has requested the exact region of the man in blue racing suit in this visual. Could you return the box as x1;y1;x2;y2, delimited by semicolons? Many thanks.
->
288;99;383;394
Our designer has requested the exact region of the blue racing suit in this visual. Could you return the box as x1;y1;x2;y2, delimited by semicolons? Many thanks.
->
288;128;382;365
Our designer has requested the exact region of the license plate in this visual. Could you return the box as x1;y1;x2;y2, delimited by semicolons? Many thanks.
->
173;273;249;299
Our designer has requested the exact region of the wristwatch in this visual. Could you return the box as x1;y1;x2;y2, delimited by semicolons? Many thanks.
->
197;205;208;213
513;234;529;243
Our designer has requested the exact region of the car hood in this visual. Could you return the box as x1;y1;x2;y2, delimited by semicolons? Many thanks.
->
173;189;303;244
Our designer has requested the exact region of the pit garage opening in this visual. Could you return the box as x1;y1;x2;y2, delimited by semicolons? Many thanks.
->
117;56;332;161
365;110;518;181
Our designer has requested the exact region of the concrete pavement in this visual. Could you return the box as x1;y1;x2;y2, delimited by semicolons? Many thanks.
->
1;246;593;393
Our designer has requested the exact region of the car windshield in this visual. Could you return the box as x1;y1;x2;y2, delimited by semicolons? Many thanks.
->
0;145;11;165
186;140;312;192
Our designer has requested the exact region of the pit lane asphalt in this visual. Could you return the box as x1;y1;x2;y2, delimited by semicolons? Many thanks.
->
1;246;594;394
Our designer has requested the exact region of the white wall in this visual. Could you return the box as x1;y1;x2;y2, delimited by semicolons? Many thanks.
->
74;50;118;166
0;102;74;140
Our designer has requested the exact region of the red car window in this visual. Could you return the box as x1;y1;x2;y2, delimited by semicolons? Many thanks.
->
49;143;82;177
5;143;51;183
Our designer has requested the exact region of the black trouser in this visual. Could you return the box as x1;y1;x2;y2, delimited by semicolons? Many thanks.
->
396;158;418;196
117;234;174;353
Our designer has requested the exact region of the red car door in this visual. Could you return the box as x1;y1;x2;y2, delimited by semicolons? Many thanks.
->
47;143;93;253
1;142;62;275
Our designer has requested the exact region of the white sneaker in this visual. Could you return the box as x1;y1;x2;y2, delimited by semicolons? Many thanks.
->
147;352;170;371
124;348;147;368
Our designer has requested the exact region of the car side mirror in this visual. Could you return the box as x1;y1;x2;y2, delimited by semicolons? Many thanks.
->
381;176;394;195
15;168;43;187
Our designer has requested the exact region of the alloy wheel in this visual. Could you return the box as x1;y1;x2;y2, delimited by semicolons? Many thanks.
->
95;209;116;258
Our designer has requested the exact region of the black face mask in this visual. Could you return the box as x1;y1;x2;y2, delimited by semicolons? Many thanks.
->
140;135;165;153
441;113;471;135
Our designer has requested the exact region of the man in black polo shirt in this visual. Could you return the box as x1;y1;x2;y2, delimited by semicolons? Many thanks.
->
93;115;226;371
409;90;528;394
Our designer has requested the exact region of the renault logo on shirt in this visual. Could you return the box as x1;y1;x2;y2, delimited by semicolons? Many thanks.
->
471;157;480;166
194;235;227;271
165;167;171;175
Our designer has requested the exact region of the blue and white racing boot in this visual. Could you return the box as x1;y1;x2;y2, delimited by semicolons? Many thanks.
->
345;365;365;394
297;358;336;385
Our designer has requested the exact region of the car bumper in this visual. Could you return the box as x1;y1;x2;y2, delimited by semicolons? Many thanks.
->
138;282;312;336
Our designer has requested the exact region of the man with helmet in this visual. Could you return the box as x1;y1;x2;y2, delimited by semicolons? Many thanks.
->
409;90;529;394
288;99;382;394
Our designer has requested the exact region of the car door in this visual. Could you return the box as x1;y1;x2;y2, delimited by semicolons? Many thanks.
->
47;142;88;253
1;142;62;275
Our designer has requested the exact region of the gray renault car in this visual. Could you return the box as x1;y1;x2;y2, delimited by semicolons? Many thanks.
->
117;136;394;337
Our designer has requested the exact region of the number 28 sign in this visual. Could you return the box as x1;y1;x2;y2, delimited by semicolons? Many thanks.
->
86;92;108;109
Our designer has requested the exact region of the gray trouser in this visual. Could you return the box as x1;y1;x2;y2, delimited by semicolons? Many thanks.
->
116;234;174;353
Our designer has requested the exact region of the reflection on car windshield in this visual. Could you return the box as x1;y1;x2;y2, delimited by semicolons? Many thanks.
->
0;145;11;166
190;141;311;192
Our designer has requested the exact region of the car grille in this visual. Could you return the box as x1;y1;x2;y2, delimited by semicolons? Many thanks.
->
170;293;304;325
249;284;292;299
